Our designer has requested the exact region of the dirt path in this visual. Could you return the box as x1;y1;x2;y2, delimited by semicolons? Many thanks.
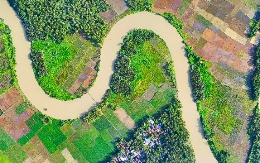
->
0;0;216;162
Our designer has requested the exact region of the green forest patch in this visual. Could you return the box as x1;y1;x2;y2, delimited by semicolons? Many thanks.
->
9;0;110;43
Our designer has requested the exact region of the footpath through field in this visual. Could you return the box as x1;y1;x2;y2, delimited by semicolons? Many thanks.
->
0;0;216;162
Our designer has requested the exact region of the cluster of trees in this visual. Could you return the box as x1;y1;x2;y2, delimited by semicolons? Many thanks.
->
190;66;205;102
162;13;186;38
30;51;48;78
163;61;176;88
110;55;135;96
8;0;109;43
249;11;260;100
80;90;111;123
248;11;260;38
185;46;207;102
247;105;260;162
249;11;260;163
251;43;260;100
113;100;195;162
208;140;230;162
110;29;155;96
125;0;153;11
80;107;103;123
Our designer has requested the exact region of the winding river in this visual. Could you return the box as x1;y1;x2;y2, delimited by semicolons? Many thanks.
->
0;0;216;162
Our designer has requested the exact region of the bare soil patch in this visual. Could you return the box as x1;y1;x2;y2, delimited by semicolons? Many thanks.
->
114;108;135;130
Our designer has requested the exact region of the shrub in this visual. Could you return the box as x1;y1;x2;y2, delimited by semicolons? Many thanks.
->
196;15;212;28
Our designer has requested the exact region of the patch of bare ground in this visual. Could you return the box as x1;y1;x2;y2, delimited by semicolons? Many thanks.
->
114;108;135;130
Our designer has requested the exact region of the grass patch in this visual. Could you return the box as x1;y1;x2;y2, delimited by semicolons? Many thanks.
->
196;15;212;28
102;108;128;137
26;112;44;133
93;116;112;132
58;140;87;163
239;0;258;10
74;125;114;163
119;87;175;122
48;151;66;163
37;124;67;154
15;102;29;115
100;130;114;146
177;1;190;15
107;126;121;140
0;152;11;163
4;144;28;163
74;125;99;149
130;41;166;98
0;128;15;151
32;33;97;100
199;66;254;137
60;123;76;138
82;135;113;163
0;54;10;73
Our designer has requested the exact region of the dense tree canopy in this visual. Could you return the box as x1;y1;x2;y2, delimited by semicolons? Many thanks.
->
190;66;205;102
30;51;48;78
248;105;260;162
125;0;153;12
252;45;260;100
8;0;109;43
